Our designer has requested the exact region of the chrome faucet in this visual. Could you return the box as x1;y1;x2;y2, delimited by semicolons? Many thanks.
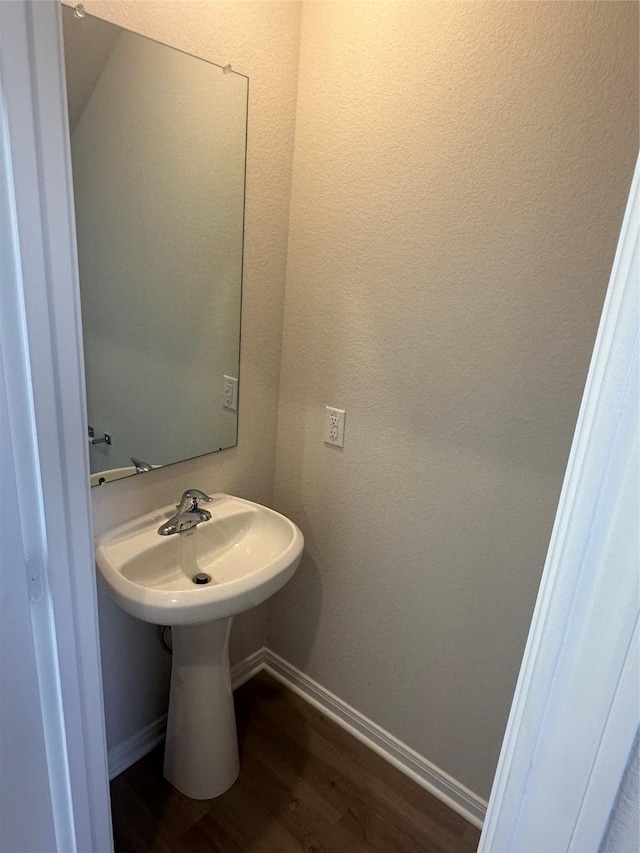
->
131;457;153;473
157;489;213;536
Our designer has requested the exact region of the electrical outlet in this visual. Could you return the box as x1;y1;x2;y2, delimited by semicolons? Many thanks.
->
324;406;346;447
223;375;238;411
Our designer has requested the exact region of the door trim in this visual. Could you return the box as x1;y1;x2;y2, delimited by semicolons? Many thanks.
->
480;158;639;851
0;1;113;849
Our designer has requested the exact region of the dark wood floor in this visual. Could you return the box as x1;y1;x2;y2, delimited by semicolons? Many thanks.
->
110;672;480;853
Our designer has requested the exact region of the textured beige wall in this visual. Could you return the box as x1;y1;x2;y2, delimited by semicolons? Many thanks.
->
269;1;638;799
67;0;301;751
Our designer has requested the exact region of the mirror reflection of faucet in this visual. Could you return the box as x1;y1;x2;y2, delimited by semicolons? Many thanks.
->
131;457;153;473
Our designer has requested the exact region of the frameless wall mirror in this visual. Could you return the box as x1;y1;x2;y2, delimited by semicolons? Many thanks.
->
61;5;248;486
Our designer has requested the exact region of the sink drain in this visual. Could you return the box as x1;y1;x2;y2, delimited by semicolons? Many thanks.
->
192;573;211;585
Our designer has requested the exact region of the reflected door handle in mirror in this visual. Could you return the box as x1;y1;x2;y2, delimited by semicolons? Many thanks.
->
88;425;112;445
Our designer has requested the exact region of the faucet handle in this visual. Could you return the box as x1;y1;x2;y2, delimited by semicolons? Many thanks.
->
177;488;213;513
184;488;213;503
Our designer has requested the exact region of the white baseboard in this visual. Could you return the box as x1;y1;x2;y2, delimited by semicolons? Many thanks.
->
108;714;167;780
107;646;486;829
230;646;267;689
261;649;486;829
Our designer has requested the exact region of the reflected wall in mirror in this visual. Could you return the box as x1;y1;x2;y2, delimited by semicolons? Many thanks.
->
61;6;248;486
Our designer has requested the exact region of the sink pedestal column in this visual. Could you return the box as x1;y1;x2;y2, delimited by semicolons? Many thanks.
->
163;618;240;799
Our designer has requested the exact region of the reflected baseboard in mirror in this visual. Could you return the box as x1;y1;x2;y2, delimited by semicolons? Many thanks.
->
61;5;248;486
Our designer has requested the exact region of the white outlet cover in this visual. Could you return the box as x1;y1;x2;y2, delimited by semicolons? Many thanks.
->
223;375;238;411
324;406;346;447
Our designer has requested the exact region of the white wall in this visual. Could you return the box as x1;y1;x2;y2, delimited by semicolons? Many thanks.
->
269;0;638;801
65;1;638;802
71;26;245;473
68;0;301;753
62;9;119;133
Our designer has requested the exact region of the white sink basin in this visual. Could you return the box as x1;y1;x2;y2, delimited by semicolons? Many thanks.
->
90;464;160;486
96;493;304;625
91;466;138;486
95;492;303;800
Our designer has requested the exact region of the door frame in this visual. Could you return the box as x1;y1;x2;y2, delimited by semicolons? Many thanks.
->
480;157;639;851
0;1;113;850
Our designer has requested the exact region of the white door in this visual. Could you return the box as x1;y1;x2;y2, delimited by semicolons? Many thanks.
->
0;2;113;850
480;160;639;851
0;361;58;853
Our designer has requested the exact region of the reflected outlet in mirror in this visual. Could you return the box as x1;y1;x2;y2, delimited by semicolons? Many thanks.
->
61;6;248;486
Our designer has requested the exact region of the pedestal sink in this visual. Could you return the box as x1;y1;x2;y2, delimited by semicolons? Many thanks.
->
95;493;303;799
